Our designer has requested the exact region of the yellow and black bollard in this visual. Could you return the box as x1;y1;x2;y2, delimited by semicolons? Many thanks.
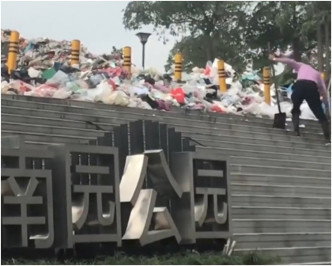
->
123;46;131;74
71;40;80;66
174;53;182;82
7;30;20;75
263;67;271;105
218;59;227;92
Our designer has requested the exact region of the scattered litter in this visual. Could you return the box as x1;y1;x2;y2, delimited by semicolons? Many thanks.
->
1;29;319;120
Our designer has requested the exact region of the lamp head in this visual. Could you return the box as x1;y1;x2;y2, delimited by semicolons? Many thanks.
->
136;32;151;45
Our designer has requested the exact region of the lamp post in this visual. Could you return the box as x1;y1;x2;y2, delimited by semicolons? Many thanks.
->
136;32;151;70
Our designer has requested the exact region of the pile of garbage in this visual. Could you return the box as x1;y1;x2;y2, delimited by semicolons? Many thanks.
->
1;29;317;120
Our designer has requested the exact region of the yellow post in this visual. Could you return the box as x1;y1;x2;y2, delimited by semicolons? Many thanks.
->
71;40;80;66
7;30;20;74
174;53;182;82
263;67;271;105
218;59;227;92
123;46;131;74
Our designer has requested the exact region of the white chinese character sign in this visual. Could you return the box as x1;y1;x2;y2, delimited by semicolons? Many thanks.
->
1;120;231;253
2;139;54;248
49;145;122;248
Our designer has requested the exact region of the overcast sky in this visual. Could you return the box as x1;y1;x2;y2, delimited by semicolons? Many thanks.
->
1;1;176;72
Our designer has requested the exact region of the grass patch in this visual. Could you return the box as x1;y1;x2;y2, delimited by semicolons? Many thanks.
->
2;250;281;265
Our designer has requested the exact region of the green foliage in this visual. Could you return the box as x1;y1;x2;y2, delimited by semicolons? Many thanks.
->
2;251;281;265
123;1;330;80
165;36;212;72
124;1;249;71
241;251;282;265
165;34;249;73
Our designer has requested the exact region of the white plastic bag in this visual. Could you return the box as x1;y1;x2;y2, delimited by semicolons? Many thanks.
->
53;88;72;99
102;90;129;106
88;81;112;102
28;67;41;78
46;70;68;86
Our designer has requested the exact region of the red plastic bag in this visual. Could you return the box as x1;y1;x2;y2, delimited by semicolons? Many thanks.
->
108;79;117;90
204;66;211;76
171;87;185;104
211;104;226;113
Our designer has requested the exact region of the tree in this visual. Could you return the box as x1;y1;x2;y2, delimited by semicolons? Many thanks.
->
301;1;331;76
247;2;330;71
244;2;306;69
123;1;330;79
164;32;250;73
123;1;249;72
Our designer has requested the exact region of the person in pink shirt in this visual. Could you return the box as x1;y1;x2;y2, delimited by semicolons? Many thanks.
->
269;53;330;143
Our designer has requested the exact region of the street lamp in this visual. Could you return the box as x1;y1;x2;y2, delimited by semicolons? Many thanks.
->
136;32;151;70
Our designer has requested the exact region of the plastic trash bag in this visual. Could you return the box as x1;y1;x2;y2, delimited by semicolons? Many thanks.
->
129;86;149;96
89;74;105;87
52;88;72;99
89;81;112;102
171;87;185;104
210;101;227;113
135;98;152;110
28;67;42;78
102;90;129;106
46;70;68;87
156;99;171;111
4;80;34;95
242;102;263;117
24;84;58;98
219;95;237;107
259;102;277;119
127;97;139;108
1;81;14;94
